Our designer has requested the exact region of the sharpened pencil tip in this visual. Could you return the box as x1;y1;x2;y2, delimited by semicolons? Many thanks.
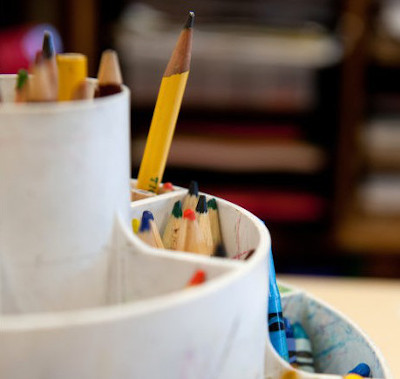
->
184;11;195;29
196;195;208;214
42;31;55;59
172;200;183;218
139;210;154;232
188;180;199;196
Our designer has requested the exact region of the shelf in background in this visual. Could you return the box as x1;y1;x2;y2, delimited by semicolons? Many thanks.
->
336;213;400;254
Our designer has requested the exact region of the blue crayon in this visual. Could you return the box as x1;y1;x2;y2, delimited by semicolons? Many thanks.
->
348;363;371;377
292;322;315;373
283;317;296;364
268;249;289;362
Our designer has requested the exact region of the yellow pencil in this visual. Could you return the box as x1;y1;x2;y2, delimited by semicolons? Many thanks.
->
57;53;88;101
136;12;194;193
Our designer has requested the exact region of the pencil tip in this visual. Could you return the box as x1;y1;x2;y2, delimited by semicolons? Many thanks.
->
172;200;183;218
188;180;198;196
16;69;28;90
42;31;55;59
196;195;208;213
207;198;217;210
139;210;154;232
184;11;195;29
183;208;196;221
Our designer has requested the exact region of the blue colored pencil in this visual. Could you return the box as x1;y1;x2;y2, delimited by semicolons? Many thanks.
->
292;322;315;373
283;317;296;364
348;363;371;377
268;249;289;362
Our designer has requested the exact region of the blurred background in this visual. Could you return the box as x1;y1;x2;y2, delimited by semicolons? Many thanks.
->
1;0;400;278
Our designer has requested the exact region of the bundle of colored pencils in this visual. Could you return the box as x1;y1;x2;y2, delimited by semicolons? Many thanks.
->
133;180;225;257
13;31;123;103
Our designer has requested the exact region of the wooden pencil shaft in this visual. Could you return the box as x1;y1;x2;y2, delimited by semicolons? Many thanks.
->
136;14;193;192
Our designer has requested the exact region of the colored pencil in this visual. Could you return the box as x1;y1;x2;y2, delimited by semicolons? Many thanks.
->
138;210;164;249
182;180;199;211
42;31;58;97
14;69;29;103
136;12;194;192
95;49;123;97
57;53;88;101
195;195;213;255
207;198;224;255
158;182;174;194
71;80;93;100
292;322;315;373
132;218;140;234
268;249;289;362
162;200;184;250
183;209;207;254
28;60;57;102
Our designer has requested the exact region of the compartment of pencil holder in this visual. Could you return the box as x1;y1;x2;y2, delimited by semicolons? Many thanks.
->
263;285;391;379
0;74;132;313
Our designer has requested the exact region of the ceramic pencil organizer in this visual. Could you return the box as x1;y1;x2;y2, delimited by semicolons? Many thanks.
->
0;74;391;379
0;74;269;378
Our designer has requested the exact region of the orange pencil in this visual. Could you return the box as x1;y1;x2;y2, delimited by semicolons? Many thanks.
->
183;209;208;255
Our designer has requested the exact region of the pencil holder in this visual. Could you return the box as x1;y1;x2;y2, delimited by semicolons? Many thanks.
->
0;74;391;378
0;74;131;313
0;74;270;378
264;282;392;379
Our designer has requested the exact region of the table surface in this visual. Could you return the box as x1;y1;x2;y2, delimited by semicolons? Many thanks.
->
279;275;400;378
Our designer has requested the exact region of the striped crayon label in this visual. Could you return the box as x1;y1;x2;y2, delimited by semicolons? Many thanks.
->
294;338;315;372
268;312;289;361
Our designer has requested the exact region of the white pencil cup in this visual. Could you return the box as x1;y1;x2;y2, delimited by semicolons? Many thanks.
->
0;75;131;313
0;74;391;379
0;74;270;378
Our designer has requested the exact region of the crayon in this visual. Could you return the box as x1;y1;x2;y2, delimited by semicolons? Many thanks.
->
348;363;371;377
182;180;199;211
292;322;315;373
162;200;184;250
268;249;289;362
283;317;296;365
195;195;214;255
344;375;363;379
